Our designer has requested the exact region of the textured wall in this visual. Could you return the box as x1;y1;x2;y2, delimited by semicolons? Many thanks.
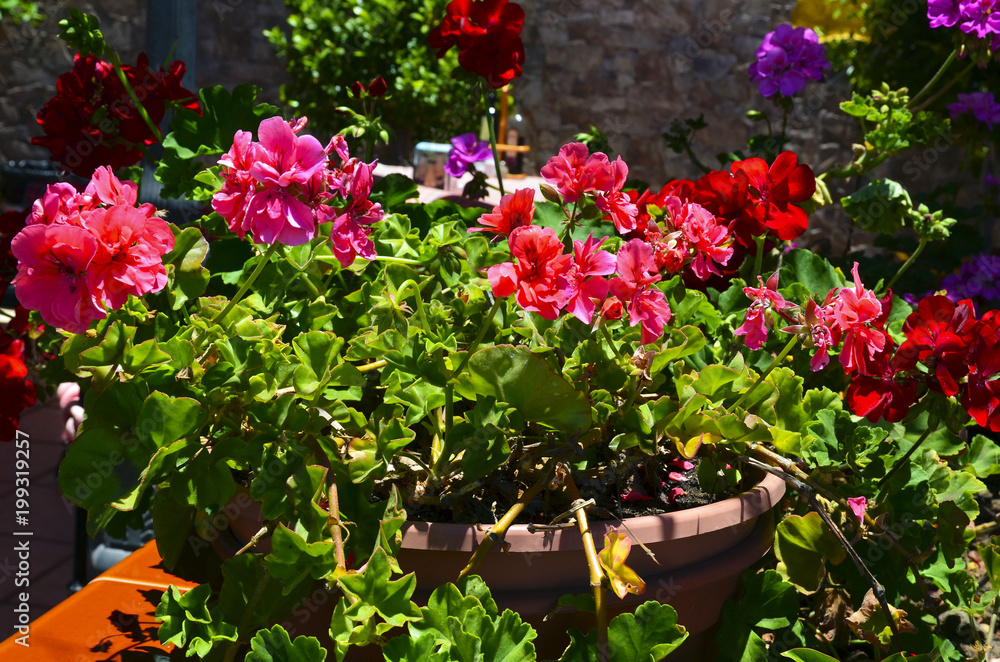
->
516;0;851;187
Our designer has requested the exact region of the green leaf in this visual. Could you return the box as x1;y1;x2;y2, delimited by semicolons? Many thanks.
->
163;226;211;309
337;548;422;630
977;537;1000;589
782;650;840;662
649;325;707;374
781;250;844;298
155;584;238;656
244;625;327;662
265;524;340;594
963;435;1000;478
292;330;345;395
464;345;592;432
156;84;280;199
840;179;913;235
371;173;420;210
774;513;847;594
137;391;206;448
606;602;688;661
121;339;172;374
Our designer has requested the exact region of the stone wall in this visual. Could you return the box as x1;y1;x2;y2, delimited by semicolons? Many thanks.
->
517;0;852;187
0;0;851;193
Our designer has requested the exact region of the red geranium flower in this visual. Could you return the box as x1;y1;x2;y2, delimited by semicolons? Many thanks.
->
897;295;977;396
730;151;815;241
33;53;199;177
487;225;573;320
470;187;535;239
0;333;37;442
428;0;525;88
845;342;917;423
962;312;1000;431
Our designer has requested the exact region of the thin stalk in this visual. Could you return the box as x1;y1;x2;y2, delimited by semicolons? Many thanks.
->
356;359;387;373
484;89;505;197
458;464;555;580
877;426;933;489
752;234;766;281
600;324;625;361
727;334;799;413
566;475;608;660
987;593;1000;659
108;51;163;142
913;61;975;113
908;50;957;109
883;238;927;294
210;243;279;328
329;482;346;569
450;297;503;379
397;279;432;337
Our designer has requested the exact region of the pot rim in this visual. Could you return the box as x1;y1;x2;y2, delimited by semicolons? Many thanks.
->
400;470;786;553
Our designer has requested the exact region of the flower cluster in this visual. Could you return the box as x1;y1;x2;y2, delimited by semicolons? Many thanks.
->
929;0;1000;46
428;0;525;88
10;167;174;333
212;117;384;266
939;253;1000;307
948;91;1000;129
445;133;492;178
33;53;199;177
748;24;830;98
0;330;36;442
638;151;816;249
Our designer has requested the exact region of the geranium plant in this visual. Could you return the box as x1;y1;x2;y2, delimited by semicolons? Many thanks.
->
5;4;1000;662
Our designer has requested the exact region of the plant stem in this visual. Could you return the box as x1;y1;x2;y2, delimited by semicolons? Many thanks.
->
211;243;279;328
450;297;503;379
458;464;555;580
987;593;1000;659
566;475;608;660
877;426;933;489
356;359;387;373
908;50;957;110
484;89;505;197
913;61;975;114
727;334;799;413
600;324;625;361
752;234;766;281
329;482;346;569
883;238;927;294
108;51;163;143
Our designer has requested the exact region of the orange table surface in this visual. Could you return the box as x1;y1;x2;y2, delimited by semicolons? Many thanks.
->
0;541;198;661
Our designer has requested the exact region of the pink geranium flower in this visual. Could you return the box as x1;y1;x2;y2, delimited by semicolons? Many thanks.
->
564;233;615;324
735;271;790;350
608;239;672;344
11;224;104;333
832;263;890;375
28;181;89;226
85;204;174;309
213;129;260;240
488;225;573;320
329;161;383;267
539;142;613;203
595;157;639;233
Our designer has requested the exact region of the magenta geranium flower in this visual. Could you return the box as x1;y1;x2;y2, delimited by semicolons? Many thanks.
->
488;225;573;320
445;133;492;178
608;239;672;344
564;233;616;325
734;271;790;350
539;142;613;204
948;91;1000;130
594;157;639;234
748;24;830;98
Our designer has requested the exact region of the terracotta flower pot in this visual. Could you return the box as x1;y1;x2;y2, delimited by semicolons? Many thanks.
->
396;472;786;660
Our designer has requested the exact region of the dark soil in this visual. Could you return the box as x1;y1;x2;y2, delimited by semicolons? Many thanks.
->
399;456;740;526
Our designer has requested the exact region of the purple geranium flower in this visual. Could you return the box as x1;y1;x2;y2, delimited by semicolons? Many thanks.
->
959;0;1000;38
928;0;962;28
748;24;831;99
940;253;1000;305
948;91;1000;129
445;133;492;178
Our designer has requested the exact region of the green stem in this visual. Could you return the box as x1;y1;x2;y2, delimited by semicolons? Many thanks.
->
450;297;503;379
913;60;975;114
108;51;163;143
484;89;505;197
600;324;625;361
883;238;927;294
396;279;432;337
752;234;766;281
197;243;279;351
877;426;933;490
908;49;957;109
727;334;799;414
